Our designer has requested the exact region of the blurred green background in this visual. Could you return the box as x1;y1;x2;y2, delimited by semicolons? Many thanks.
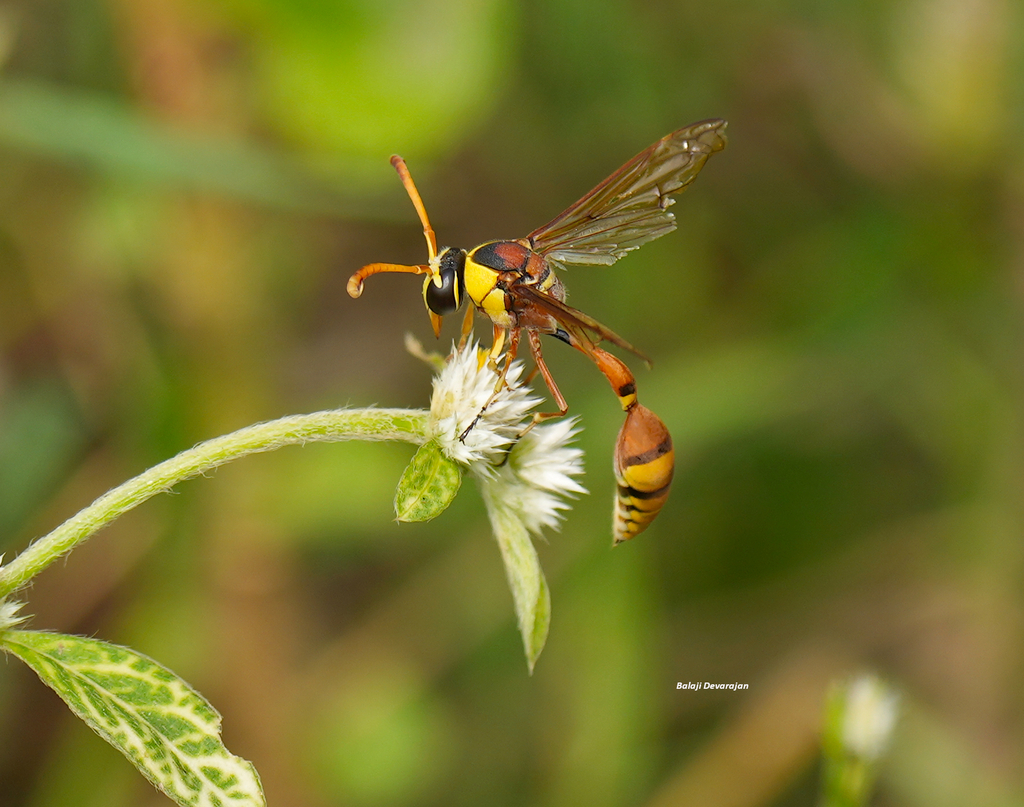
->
1;0;1022;805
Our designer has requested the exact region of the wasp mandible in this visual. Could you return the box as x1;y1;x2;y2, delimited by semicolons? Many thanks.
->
348;119;727;543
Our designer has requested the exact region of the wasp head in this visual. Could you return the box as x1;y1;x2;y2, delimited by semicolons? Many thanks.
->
422;247;467;336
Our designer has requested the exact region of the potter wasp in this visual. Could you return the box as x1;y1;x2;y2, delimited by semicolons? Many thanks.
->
348;119;727;543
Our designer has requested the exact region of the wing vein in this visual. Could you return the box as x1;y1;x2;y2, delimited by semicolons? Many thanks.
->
528;119;726;267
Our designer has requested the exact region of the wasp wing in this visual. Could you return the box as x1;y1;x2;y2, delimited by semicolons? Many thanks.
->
527;119;726;266
514;283;651;365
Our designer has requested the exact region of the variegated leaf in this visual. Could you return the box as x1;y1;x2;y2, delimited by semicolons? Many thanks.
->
1;629;264;807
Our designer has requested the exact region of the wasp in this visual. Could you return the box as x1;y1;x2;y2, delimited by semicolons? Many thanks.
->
348;119;727;543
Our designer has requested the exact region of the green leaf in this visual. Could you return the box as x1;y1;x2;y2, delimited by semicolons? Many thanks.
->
481;497;551;673
394;439;463;522
1;630;265;807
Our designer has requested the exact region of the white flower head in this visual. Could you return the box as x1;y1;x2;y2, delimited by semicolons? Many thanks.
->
427;340;541;470
424;339;587;532
419;338;588;670
840;673;900;760
479;418;587;536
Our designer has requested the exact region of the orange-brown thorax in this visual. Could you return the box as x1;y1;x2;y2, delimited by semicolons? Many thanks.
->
463;239;564;331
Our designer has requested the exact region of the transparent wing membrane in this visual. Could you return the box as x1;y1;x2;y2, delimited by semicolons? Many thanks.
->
527;119;727;266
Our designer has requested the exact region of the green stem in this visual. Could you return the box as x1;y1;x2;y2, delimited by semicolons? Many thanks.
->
0;408;428;597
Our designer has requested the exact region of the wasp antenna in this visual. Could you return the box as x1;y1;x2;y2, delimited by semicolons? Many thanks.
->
347;263;428;298
391;155;437;262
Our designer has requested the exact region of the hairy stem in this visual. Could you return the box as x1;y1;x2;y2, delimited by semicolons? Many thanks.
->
0;408;428;597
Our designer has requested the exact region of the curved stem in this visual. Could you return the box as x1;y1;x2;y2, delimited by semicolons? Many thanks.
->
0;408;428;597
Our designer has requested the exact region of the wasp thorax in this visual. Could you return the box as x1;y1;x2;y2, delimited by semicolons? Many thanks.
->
423;247;467;316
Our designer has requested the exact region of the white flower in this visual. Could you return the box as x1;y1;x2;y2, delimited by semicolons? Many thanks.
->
840;673;900;760
419;338;588;670
478;418;587;535
427;340;541;471
425;340;586;523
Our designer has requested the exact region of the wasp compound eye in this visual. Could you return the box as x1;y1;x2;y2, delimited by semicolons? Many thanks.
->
424;248;466;316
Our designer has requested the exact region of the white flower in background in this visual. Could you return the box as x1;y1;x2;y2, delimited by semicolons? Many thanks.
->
840;673;900;760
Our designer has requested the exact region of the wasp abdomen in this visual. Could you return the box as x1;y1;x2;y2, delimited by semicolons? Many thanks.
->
613;404;674;544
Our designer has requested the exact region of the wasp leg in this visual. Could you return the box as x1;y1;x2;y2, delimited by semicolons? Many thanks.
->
485;329;551;466
459;327;520;442
489;325;513;388
526;329;570;423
